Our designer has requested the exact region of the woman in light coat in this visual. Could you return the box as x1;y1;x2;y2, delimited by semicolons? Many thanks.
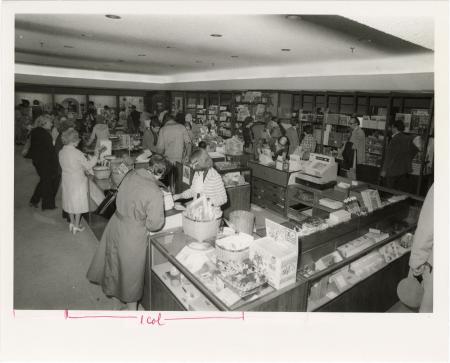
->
87;155;167;310
409;183;433;312
87;114;110;149
59;128;104;234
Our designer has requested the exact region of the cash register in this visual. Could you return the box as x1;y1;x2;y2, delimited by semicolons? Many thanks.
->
291;153;338;189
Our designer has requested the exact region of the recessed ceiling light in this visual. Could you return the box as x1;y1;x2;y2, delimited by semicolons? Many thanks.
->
281;48;291;51
210;34;222;37
138;54;146;57
64;45;74;49
358;38;373;43
230;55;239;58
18;35;24;39
286;15;302;20
105;14;121;19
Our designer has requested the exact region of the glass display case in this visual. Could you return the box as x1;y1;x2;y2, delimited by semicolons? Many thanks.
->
146;229;306;311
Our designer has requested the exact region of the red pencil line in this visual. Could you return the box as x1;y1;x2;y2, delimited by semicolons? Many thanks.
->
164;315;244;321
67;315;139;319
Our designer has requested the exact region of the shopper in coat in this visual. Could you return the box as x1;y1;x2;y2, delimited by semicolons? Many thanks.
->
28;115;60;210
284;120;300;155
59;128;105;234
381;120;419;192
156;114;192;164
87;155;167;310
142;116;161;153
349;117;366;179
409;183;433;312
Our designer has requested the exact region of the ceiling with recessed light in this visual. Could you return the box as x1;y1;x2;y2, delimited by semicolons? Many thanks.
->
14;14;434;90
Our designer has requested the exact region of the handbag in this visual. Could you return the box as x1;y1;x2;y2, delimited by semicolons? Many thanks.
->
94;170;133;219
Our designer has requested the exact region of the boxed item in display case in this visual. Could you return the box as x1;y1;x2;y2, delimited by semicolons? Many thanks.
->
250;237;298;289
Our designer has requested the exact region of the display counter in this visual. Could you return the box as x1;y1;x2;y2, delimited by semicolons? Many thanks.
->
247;160;297;216
174;161;252;218
141;187;422;312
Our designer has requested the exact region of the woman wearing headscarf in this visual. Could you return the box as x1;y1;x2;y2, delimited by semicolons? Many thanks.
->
59;128;105;234
87;155;167;310
28;115;60;210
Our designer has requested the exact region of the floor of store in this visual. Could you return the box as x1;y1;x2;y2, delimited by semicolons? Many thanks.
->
13;147;118;310
13;147;414;312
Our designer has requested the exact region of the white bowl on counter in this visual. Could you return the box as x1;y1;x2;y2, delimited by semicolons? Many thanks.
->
93;166;111;180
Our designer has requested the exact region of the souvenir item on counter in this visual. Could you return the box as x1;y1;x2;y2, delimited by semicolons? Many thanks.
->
184;196;222;222
215;233;254;264
217;258;267;297
175;244;215;274
315;251;343;271
349;251;385;277
296;216;328;237
360;189;382;212
328;209;351;225
182;196;222;243
337;235;376;258
250;237;298;290
319;198;344;210
344;196;363;216
378;241;402;263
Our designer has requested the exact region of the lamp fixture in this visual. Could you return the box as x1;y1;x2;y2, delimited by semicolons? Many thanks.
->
105;14;121;19
138;54;146;57
281;48;291;51
230;55;239;58
210;34;222;37
64;45;74;49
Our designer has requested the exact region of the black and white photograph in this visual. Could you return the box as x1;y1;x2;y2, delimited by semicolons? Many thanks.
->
1;1;448;362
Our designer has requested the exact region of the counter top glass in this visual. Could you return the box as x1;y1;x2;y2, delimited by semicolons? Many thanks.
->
150;228;304;311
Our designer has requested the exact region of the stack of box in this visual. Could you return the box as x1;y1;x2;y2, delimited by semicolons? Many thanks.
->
250;237;298;290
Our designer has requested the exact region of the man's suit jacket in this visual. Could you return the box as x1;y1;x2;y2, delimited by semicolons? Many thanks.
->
383;132;419;177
